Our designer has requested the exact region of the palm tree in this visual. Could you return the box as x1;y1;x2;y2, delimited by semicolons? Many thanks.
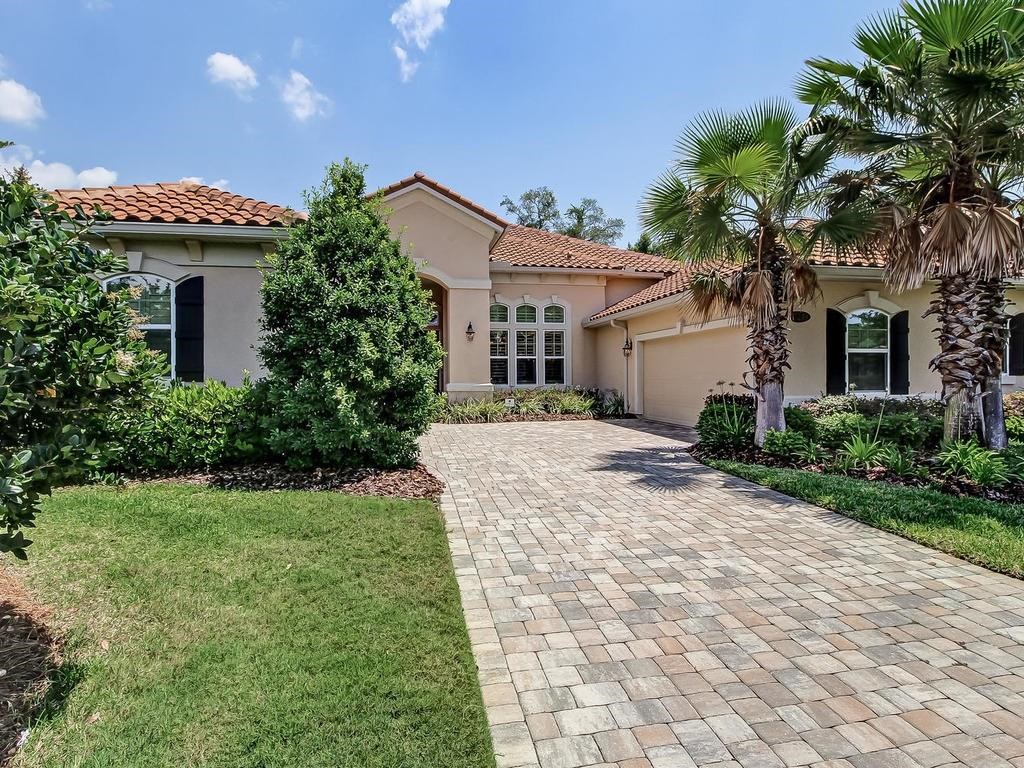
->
798;0;1024;447
641;100;849;445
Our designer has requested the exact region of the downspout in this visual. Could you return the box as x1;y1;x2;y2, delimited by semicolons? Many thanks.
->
610;319;629;413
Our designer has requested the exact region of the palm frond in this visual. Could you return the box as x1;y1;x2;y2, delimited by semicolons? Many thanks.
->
970;202;1022;278
784;260;821;306
683;270;739;324
924;201;974;274
740;270;778;330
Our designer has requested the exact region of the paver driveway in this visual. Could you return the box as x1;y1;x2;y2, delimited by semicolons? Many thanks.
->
422;420;1024;768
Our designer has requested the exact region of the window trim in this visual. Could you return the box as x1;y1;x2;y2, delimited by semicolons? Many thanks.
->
489;299;571;388
103;272;176;379
845;307;889;395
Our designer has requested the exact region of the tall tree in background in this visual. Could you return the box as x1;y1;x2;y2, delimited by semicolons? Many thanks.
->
627;232;659;254
501;187;625;245
799;0;1024;447
641;101;847;445
500;187;563;231
560;198;625;244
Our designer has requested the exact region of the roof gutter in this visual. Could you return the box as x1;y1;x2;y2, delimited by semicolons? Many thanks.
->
87;221;291;242
490;262;673;280
583;291;687;328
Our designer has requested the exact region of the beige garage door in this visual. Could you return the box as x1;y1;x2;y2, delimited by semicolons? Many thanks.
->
641;327;747;426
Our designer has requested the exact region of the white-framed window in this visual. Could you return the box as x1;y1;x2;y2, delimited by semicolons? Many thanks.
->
489;300;569;387
515;329;538;385
846;307;888;393
103;273;175;378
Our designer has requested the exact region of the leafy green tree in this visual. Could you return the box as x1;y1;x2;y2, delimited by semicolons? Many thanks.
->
560;198;625;245
501;187;625;244
627;232;658;254
258;160;443;469
799;0;1024;447
1;161;166;558
501;187;563;230
641;101;847;445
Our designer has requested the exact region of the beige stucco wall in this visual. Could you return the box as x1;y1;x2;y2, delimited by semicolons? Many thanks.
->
588;278;1024;424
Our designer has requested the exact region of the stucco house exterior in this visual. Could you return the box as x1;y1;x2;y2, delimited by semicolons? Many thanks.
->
52;173;1024;427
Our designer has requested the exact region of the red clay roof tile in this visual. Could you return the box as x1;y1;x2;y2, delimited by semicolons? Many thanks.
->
49;182;302;227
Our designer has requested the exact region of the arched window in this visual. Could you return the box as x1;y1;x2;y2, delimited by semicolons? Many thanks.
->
516;304;537;324
541;303;567;385
846;308;889;393
103;273;175;378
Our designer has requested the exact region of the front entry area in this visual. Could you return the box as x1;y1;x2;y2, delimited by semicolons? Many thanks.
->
423;278;447;393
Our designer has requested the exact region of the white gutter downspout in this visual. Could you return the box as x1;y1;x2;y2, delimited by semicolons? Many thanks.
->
610;319;629;412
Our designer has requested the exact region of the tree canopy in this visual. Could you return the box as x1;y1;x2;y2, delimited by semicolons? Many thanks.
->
501;187;625;245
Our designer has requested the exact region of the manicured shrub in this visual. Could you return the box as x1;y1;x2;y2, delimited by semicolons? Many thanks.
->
258;160;444;469
783;406;817;441
872;413;929;450
1;166;165;557
815;412;870;449
696;402;754;451
104;380;265;471
761;429;811;459
1007;416;1024;442
1004;391;1024;420
704;390;755;409
799;395;856;418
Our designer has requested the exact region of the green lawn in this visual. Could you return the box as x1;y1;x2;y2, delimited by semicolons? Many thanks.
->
708;459;1024;579
10;484;494;768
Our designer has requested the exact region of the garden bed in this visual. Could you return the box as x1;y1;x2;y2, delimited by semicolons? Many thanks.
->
0;572;60;768
128;462;444;500
705;459;1024;579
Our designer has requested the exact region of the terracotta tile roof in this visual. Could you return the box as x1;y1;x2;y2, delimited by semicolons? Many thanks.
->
50;182;301;227
590;247;886;322
378;171;509;228
589;271;691;320
491;224;682;274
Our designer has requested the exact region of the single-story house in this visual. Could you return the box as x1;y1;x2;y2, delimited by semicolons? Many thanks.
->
52;173;1024;426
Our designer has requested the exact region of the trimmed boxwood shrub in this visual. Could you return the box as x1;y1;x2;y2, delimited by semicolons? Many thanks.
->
104;380;266;471
815;412;870;449
783;406;817;441
762;429;812;458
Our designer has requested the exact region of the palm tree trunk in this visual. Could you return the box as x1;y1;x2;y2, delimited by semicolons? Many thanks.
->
927;274;998;443
978;278;1009;449
747;309;788;447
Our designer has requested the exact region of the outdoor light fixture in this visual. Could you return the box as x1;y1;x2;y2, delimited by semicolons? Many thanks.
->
622;338;633;357
466;321;476;341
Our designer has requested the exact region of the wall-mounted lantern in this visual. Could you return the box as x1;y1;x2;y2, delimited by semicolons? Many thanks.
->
622;338;633;357
466;321;476;341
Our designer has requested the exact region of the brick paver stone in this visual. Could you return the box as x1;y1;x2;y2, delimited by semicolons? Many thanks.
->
421;421;1024;768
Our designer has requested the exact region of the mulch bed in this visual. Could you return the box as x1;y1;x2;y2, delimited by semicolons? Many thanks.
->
1;570;60;767
690;443;1024;503
131;462;445;500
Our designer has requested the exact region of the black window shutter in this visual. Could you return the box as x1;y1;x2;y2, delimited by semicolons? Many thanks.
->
1010;313;1024;375
826;308;847;395
889;310;910;394
175;276;204;382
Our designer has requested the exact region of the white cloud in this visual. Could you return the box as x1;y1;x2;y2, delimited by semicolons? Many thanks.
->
0;145;117;188
291;37;304;59
281;70;329;121
0;78;45;125
390;0;451;51
389;0;450;81
206;52;258;96
393;45;419;83
180;176;230;190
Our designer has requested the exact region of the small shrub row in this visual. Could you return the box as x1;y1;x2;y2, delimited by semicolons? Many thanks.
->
437;387;626;424
102;379;267;473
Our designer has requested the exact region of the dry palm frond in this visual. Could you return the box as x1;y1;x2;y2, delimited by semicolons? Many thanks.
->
970;202;1022;279
740;270;777;330
924;202;974;275
682;270;738;325
784;260;820;306
876;204;928;292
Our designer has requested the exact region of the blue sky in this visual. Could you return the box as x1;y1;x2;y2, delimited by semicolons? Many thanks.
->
2;0;894;244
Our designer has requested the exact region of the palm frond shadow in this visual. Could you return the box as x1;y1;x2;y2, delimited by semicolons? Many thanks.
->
593;445;722;492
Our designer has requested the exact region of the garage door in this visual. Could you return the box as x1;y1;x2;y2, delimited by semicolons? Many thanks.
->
641;327;747;426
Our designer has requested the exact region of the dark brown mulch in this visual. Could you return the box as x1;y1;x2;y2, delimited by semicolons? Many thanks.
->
690;443;1024;504
131;462;445;500
1;570;60;767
